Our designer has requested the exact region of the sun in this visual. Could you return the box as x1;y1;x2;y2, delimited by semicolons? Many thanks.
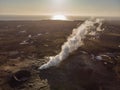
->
51;15;67;20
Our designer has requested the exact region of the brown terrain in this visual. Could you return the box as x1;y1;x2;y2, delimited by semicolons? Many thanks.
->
0;20;120;90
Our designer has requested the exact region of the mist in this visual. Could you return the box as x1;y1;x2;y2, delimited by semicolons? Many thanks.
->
39;18;104;70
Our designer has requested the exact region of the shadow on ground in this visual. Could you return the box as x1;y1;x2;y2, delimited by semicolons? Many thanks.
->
39;52;120;90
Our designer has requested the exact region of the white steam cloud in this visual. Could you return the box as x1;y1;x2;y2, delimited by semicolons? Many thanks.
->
39;18;104;70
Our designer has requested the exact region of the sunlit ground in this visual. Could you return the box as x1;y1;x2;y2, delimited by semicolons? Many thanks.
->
51;15;68;20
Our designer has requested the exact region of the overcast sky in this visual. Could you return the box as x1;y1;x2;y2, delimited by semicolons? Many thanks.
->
0;0;120;16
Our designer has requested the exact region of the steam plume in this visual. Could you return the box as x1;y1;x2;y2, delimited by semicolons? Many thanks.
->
39;18;104;70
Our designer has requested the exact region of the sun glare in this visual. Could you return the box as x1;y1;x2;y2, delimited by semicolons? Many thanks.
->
51;15;67;20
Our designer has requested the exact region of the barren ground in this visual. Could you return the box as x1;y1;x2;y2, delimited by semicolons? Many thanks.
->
0;20;120;90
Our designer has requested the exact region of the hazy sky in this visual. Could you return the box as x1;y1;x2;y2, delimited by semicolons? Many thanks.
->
0;0;120;16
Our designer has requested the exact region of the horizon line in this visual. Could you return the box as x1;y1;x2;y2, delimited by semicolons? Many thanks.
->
0;14;120;18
